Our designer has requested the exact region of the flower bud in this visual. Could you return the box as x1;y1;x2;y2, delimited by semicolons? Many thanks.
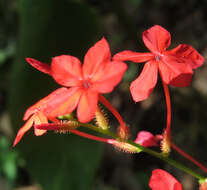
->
107;139;141;154
117;124;130;141
161;130;171;156
95;107;109;130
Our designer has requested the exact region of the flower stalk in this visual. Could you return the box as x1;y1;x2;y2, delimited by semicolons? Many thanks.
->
99;95;125;126
99;95;129;140
161;81;171;155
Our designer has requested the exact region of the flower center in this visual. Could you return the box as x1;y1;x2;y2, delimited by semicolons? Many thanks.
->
83;80;91;89
155;55;160;62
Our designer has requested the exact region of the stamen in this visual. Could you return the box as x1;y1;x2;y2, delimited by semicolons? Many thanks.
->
83;80;91;89
155;55;160;62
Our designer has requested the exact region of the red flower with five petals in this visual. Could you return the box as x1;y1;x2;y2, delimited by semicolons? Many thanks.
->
13;38;127;146
149;169;182;190
113;25;204;102
43;38;127;122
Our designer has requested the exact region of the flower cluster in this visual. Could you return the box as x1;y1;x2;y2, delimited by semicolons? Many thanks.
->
13;25;205;189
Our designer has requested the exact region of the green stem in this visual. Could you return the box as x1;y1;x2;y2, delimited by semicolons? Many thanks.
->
79;122;206;180
130;141;205;180
79;122;117;139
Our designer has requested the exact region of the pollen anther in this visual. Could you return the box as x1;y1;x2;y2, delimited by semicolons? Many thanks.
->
83;80;91;89
155;55;160;62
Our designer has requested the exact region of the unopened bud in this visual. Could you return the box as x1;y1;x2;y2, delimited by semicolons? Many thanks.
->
117;124;130;141
95;107;109;130
107;139;141;154
161;130;171;156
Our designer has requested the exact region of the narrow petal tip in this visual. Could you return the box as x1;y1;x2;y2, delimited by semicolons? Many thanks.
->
13;117;34;147
25;57;51;75
13;137;19;147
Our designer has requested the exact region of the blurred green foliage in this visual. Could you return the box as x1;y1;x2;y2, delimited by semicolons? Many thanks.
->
0;136;18;187
0;41;15;65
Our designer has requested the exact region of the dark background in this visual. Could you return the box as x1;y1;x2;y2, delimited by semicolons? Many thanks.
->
0;0;207;189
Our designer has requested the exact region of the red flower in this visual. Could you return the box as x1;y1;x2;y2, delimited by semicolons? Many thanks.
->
13;38;127;146
13;87;75;146
149;169;183;190
34;38;127;122
113;25;204;102
200;180;207;190
134;131;162;147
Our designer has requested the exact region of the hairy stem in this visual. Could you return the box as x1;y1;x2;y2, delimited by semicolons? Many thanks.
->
79;122;206;180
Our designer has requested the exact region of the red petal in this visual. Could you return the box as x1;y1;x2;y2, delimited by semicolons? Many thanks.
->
143;25;171;53
47;87;83;118
149;169;182;190
77;90;98;123
159;56;193;87
33;111;48;136
83;37;111;79
200;181;207;190
23;87;75;120
134;131;160;147
26;58;51;75
51;55;82;87
113;50;153;63
90;61;127;93
130;61;158;102
13;115;34;147
166;44;204;69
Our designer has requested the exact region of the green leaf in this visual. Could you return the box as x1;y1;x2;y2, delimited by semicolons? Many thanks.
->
9;1;103;189
0;136;18;184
